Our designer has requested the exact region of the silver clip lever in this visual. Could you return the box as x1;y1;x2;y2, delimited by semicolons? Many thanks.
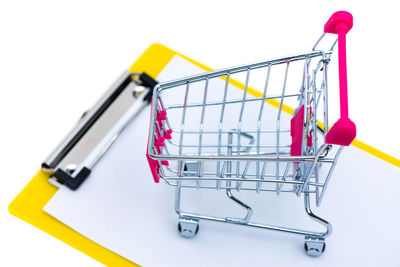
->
42;71;157;190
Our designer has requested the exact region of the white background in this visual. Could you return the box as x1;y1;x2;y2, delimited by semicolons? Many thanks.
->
1;0;399;266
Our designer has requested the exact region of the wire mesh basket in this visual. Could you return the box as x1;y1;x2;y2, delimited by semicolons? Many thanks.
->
146;11;356;256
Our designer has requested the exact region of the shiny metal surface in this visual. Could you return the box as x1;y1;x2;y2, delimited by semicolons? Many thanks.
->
149;38;343;205
149;32;346;255
43;71;149;187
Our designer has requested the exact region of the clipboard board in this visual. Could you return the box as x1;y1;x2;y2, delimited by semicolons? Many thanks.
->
9;43;400;267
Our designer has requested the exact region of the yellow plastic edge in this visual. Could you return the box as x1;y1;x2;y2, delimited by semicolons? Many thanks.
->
8;43;182;267
9;42;400;267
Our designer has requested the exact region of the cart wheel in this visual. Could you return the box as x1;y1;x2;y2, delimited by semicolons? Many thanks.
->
304;237;326;257
178;218;199;238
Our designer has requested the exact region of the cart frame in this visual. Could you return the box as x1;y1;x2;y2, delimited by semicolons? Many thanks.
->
147;11;356;256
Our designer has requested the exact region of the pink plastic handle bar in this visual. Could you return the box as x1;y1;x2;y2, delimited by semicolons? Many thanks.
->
324;11;357;146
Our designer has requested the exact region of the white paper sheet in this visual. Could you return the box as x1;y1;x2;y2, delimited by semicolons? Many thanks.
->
44;56;400;267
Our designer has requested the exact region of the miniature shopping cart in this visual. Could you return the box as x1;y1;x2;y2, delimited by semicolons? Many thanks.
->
147;11;356;256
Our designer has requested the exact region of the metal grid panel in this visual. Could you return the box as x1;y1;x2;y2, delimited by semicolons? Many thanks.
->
148;35;342;206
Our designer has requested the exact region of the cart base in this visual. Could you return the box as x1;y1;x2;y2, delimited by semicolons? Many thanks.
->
174;185;331;256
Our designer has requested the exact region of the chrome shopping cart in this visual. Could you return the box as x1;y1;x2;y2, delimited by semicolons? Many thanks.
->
147;11;356;256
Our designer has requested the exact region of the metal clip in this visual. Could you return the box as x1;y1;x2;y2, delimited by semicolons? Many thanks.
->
42;71;157;190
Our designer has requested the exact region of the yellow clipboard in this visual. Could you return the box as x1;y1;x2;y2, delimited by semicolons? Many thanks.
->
9;43;400;267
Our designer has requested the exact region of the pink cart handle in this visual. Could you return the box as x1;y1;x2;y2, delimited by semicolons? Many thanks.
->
324;11;357;146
